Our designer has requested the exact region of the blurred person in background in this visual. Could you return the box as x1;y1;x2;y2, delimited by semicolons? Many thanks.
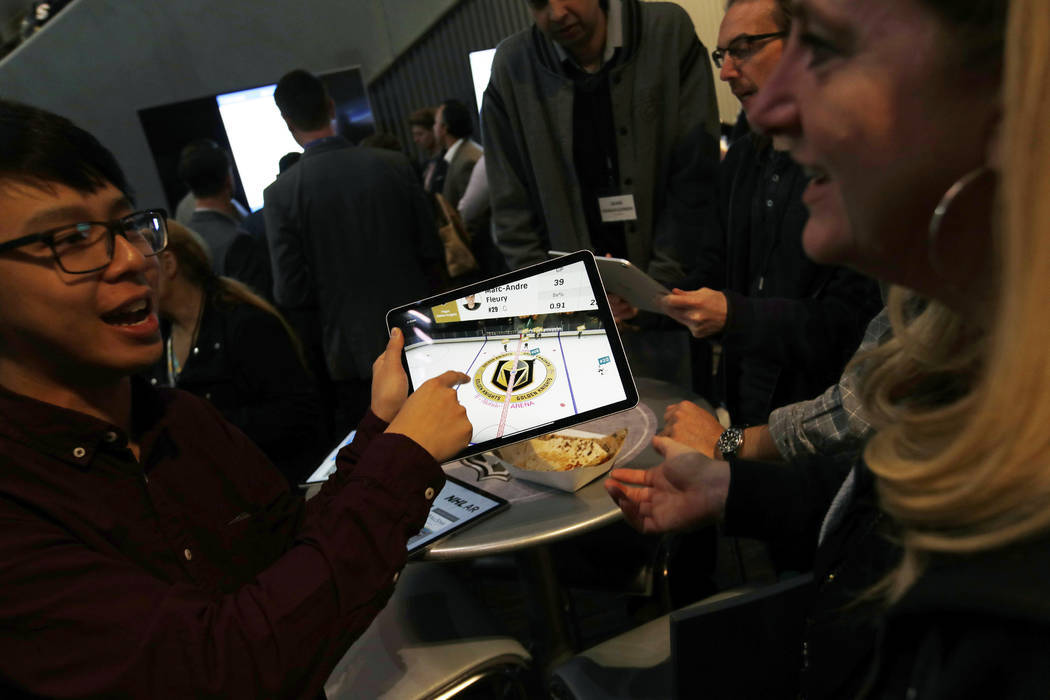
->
408;106;445;192
266;70;444;434
146;220;324;487
177;139;271;299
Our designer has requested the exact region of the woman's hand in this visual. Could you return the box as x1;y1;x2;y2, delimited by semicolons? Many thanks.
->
386;370;473;462
370;328;409;422
604;436;730;534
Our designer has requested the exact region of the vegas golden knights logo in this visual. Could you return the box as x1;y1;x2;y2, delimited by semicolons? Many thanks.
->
474;352;556;402
492;358;534;392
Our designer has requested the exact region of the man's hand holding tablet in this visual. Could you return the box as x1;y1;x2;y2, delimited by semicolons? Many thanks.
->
371;327;474;462
386;370;472;462
371;328;411;422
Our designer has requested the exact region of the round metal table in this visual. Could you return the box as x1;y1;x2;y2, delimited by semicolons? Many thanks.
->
426;377;709;559
424;377;710;671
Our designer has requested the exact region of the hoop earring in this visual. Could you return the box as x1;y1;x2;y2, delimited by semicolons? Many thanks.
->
927;166;992;280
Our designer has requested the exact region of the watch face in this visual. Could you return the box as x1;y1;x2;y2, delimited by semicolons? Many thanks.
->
718;427;743;456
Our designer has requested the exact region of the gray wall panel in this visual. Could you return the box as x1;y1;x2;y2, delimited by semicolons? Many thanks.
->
369;0;532;159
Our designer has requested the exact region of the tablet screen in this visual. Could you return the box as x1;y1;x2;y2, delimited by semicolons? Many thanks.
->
387;251;638;461
406;476;508;554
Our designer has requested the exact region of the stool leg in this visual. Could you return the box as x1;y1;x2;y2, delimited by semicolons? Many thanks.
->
516;545;576;674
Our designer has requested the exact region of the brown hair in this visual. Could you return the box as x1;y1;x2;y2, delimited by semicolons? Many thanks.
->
407;107;435;129
164;220;309;370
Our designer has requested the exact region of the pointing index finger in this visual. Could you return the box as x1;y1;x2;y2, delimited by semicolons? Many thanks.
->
435;370;471;387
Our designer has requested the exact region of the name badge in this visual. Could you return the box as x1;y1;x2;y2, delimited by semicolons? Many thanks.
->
598;194;638;223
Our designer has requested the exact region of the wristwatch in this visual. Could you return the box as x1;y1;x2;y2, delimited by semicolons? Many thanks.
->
716;427;745;459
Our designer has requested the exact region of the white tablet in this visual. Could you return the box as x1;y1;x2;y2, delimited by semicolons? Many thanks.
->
548;251;670;314
303;429;358;485
387;250;639;462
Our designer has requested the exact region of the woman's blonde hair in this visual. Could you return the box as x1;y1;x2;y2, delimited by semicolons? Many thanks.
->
864;0;1050;599
163;220;309;370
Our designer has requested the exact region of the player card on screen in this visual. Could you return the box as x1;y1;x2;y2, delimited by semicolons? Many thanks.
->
387;251;638;462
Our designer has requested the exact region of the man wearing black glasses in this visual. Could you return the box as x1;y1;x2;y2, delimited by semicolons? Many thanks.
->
660;0;881;475
0;100;473;697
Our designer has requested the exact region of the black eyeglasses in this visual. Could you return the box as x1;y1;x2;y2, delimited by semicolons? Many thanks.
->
712;31;787;69
0;209;169;274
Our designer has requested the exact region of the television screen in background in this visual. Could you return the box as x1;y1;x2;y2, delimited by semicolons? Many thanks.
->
139;66;375;214
216;85;301;212
469;48;497;115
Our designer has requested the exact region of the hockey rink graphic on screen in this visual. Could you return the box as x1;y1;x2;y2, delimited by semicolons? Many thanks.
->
401;261;627;444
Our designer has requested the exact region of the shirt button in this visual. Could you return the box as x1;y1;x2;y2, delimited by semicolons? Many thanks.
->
150;377;158;386
104;431;118;443
192;347;200;356
772;174;780;182
827;573;836;582
766;199;774;208
213;342;221;350
619;126;628;136
205;393;212;400
424;487;436;500
73;446;86;459
183;548;193;561
623;177;633;186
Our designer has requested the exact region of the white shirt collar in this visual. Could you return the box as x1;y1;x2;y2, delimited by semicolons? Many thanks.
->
552;0;623;71
444;138;466;164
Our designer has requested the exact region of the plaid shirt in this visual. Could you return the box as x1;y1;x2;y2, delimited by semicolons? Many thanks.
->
768;308;891;467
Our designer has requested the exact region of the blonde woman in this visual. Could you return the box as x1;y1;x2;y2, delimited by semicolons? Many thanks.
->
606;0;1049;696
147;221;324;486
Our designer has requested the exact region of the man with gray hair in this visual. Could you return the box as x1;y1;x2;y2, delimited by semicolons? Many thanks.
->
661;0;881;432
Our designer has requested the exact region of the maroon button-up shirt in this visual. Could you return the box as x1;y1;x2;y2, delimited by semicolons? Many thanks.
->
0;379;444;698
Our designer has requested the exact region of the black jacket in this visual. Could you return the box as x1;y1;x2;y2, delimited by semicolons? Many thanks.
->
264;137;444;380
146;297;324;487
863;533;1050;699
685;131;882;425
725;459;900;699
